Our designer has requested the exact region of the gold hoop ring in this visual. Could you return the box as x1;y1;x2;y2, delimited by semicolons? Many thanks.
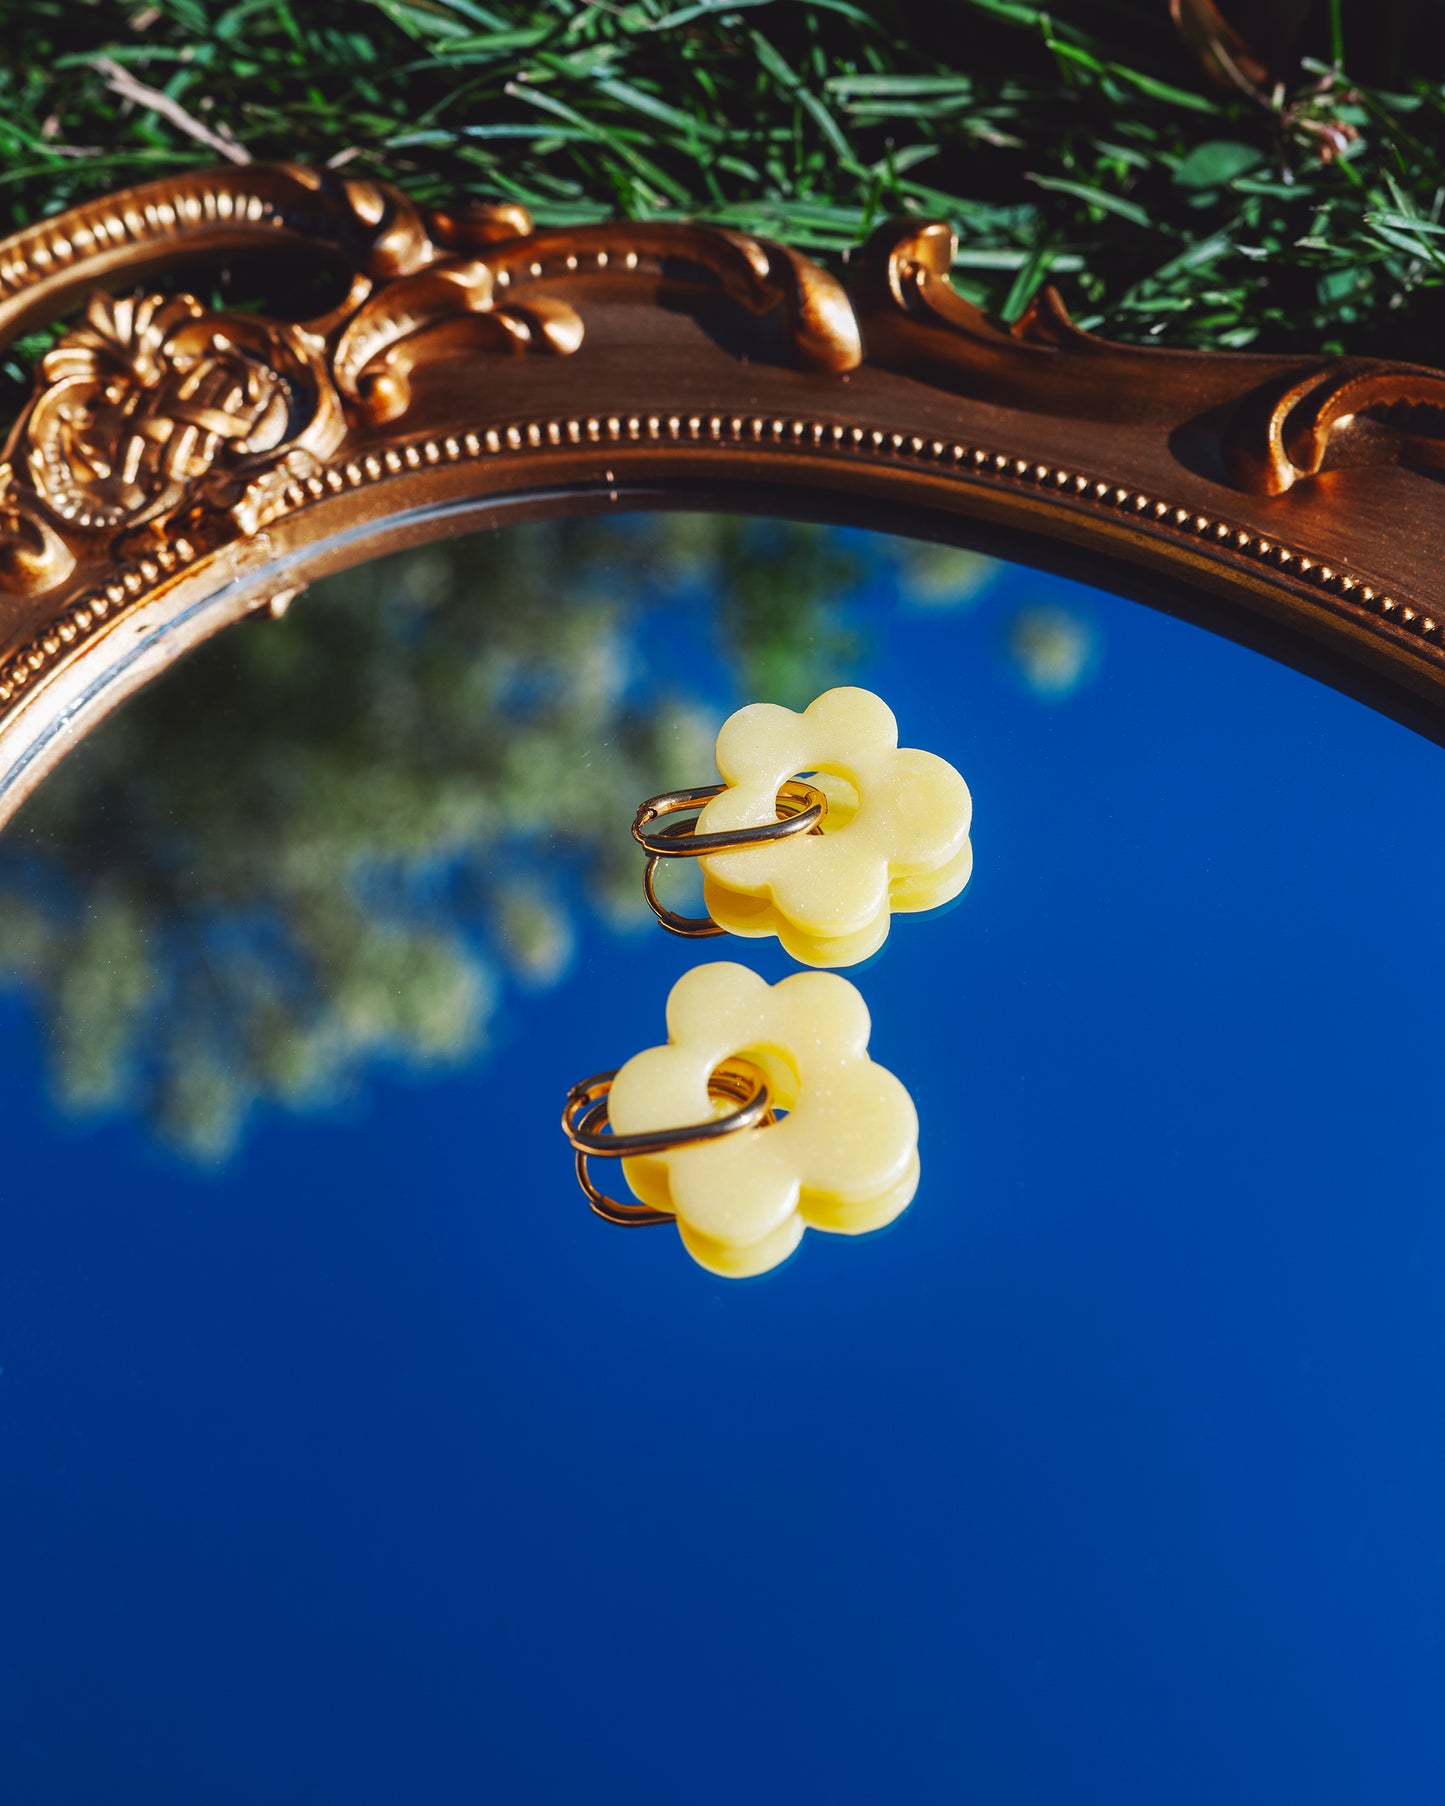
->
642;818;728;937
634;779;827;938
561;1058;775;1227
631;779;826;856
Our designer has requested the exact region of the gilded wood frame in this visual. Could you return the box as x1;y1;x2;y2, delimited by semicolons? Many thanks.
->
1;161;1444;821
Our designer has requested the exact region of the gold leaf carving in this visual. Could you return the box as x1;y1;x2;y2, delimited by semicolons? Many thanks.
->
0;479;75;597
480;221;861;373
0;290;347;596
11;292;345;535
855;215;1290;427
1222;359;1445;495
333;261;584;426
854;217;1445;493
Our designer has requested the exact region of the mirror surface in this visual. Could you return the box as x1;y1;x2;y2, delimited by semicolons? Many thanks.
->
3;514;1444;1803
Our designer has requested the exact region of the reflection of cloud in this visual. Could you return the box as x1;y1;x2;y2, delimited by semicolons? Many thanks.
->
1006;604;1100;698
896;544;1001;611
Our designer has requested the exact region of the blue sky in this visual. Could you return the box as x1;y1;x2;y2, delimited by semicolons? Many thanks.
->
3;527;1445;1804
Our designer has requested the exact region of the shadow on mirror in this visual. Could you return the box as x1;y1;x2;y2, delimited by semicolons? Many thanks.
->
0;514;1049;1163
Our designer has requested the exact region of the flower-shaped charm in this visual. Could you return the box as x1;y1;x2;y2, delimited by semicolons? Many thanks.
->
693;687;972;966
607;962;919;1277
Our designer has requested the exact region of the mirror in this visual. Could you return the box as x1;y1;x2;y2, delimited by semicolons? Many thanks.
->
4;510;1443;1796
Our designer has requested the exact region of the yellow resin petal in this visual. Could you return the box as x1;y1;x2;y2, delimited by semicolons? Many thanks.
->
701;876;891;970
677;1213;806;1279
712;687;899;788
801;1150;921;1235
701;838;971;969
889;838;974;915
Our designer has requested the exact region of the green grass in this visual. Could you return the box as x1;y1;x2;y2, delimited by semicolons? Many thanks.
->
0;0;1441;364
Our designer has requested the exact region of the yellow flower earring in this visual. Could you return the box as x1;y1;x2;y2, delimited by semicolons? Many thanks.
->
633;686;971;967
562;962;919;1277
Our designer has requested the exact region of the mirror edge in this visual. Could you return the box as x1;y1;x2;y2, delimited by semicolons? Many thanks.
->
0;163;1442;820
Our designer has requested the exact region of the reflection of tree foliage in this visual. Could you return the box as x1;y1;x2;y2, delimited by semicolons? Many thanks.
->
653;516;864;706
1006;604;1100;699
893;544;998;611
0;514;867;1162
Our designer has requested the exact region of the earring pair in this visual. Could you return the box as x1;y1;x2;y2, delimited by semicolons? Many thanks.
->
562;686;972;1277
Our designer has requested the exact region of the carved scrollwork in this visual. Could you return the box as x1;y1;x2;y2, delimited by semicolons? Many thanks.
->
333;260;584;426
856;216;1445;497
0;163;441;359
0;182;866;552
0;188;863;595
14;292;346;535
502;220;861;373
330;214;860;424
0;289;349;597
0;477;75;596
853;217;1286;425
1220;358;1445;495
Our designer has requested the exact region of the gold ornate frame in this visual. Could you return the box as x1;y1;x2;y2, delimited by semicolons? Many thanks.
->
1;161;1443;821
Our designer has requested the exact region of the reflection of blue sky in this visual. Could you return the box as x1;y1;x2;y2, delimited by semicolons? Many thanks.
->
4;527;1445;1802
